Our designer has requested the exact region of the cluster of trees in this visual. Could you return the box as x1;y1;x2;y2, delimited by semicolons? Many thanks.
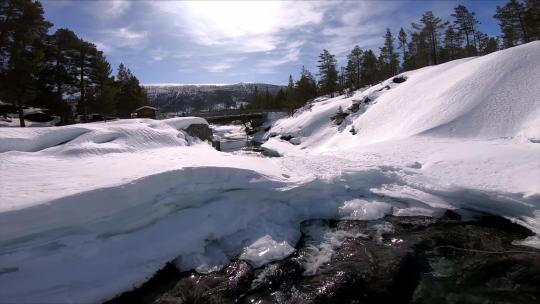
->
0;0;147;127
248;0;539;114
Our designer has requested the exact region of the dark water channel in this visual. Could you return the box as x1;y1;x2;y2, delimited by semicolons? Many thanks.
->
108;212;540;304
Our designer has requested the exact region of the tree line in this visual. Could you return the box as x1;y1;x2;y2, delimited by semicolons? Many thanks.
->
248;0;539;113
0;0;148;127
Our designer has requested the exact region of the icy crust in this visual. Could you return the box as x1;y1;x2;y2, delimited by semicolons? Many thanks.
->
0;117;208;153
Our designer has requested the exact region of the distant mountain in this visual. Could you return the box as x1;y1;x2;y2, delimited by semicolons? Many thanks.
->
143;83;285;113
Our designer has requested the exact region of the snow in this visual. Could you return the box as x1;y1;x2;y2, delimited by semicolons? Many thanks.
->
1;43;540;303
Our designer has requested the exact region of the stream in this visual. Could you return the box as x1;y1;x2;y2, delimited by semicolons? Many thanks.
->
107;212;540;304
106;124;540;303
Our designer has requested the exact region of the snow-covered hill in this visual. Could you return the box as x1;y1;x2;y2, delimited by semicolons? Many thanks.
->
267;42;540;148
1;43;539;303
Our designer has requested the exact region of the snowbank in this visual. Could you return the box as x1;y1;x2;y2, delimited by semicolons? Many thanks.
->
0;117;208;154
1;43;539;303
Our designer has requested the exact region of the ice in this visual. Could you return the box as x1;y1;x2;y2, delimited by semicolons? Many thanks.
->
239;235;295;267
339;199;394;220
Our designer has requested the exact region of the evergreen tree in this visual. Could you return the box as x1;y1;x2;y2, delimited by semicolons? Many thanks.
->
296;66;317;107
0;0;52;127
441;26;463;62
115;63;148;118
345;45;363;90
317;49;338;97
495;0;530;45
88;51;116;115
478;34;500;54
285;74;296;114
360;50;379;86
39;28;79;123
412;11;449;65
73;39;99;120
524;0;540;41
378;28;400;79
452;5;480;54
397;28;408;66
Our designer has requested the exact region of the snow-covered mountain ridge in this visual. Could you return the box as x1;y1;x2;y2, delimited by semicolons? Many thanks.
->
0;42;539;303
143;82;284;112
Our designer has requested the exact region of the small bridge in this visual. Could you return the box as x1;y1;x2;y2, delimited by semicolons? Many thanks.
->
192;111;269;125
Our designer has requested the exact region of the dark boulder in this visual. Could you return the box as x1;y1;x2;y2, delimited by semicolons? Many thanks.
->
183;124;213;142
392;76;407;83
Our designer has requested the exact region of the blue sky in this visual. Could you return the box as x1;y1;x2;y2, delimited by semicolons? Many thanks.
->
42;0;506;85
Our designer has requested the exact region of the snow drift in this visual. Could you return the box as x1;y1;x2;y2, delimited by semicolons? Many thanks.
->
1;43;540;303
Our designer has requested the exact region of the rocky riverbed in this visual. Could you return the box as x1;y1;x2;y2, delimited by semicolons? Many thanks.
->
108;211;540;304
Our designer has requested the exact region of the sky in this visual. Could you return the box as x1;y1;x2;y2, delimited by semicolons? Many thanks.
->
41;0;507;85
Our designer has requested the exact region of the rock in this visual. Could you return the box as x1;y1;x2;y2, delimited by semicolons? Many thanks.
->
392;76;407;83
183;123;213;141
280;135;294;141
406;161;422;169
107;214;540;304
348;103;361;113
330;112;349;126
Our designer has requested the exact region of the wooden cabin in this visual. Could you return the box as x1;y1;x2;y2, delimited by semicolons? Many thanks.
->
134;106;157;119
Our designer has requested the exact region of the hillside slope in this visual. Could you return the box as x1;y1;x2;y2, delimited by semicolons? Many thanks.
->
267;41;540;151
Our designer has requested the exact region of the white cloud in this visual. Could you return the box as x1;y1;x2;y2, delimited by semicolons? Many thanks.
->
94;0;131;19
256;41;303;74
95;27;148;53
205;57;245;73
150;1;328;53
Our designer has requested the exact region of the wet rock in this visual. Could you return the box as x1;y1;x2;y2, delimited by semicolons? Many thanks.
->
157;261;254;304
184;124;213;141
108;214;540;304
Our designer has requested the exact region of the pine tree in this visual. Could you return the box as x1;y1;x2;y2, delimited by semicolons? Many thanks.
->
0;0;52;127
524;0;540;41
73;39;99;120
412;11;449;65
495;0;530;45
296;66;317;108
441;26;463;61
379;28;400;79
317;49;338;97
478;33;500;54
345;45;363;90
285;74;296;114
397;28;408;65
360;50;379;86
40;28;80;123
452;5;480;54
88;51;116;115
115;63;148;118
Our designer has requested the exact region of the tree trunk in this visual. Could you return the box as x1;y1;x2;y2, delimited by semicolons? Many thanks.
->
518;14;529;42
431;31;438;65
79;50;86;122
18;101;25;127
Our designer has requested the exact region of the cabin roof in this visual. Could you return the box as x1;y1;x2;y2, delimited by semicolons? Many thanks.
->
135;106;157;111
